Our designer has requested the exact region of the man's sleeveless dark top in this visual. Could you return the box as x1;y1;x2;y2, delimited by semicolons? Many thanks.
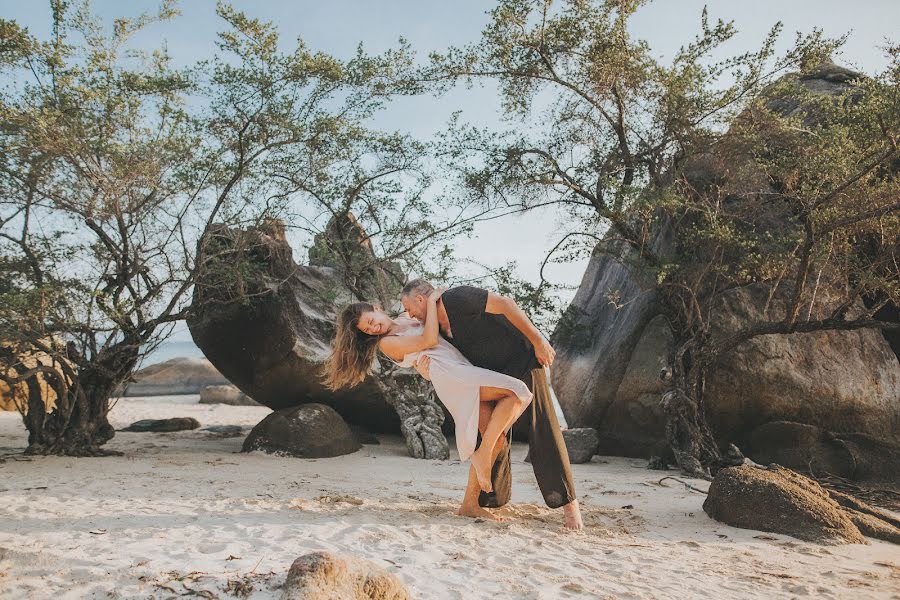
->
440;285;539;384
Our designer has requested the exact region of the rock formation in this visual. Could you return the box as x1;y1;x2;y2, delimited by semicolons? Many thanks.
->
242;403;361;458
551;64;900;468
550;235;674;457
746;421;900;485
187;217;447;458
121;358;229;397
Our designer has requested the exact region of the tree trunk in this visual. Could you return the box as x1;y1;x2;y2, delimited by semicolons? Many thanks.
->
20;346;139;456
659;386;721;479
23;374;118;456
375;368;449;460
655;334;745;478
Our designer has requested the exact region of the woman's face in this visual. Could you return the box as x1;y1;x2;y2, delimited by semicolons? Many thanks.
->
356;309;392;336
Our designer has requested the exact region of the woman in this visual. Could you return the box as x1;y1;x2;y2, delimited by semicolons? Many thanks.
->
322;288;532;501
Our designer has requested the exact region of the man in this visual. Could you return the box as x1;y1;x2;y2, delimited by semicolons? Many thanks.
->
400;279;583;530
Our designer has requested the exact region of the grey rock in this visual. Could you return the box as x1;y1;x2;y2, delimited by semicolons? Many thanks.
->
199;384;261;406
562;428;600;464
704;283;900;444
187;222;392;427
121;358;228;396
241;403;361;458
746;421;900;484
526;427;601;464
551;218;675;458
121;417;200;432
281;551;410;600
703;465;865;544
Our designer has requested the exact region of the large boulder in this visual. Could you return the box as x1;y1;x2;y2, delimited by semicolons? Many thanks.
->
703;465;900;545
187;218;449;459
281;551;410;600
121;357;228;396
746;421;900;484
241;403;361;458
704;284;899;444
551;64;900;463
550;223;675;457
186;220;399;432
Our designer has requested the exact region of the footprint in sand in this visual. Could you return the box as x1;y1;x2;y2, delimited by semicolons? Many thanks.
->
315;495;365;506
196;543;227;554
560;581;585;594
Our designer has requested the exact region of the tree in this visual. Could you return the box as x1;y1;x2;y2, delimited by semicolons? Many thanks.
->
0;1;209;455
426;0;899;476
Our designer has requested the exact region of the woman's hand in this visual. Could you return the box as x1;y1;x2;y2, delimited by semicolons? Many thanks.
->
419;287;445;349
414;355;431;380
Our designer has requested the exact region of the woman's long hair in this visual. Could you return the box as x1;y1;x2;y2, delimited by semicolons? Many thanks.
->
321;302;381;390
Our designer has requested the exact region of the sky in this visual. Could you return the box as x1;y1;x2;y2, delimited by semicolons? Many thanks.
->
2;0;897;355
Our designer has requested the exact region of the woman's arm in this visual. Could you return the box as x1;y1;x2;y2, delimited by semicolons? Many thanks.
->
420;287;442;347
378;288;445;361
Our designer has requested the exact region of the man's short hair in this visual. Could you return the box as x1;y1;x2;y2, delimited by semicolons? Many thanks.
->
401;278;434;298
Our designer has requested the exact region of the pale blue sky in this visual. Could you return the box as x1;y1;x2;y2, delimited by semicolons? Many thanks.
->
2;1;897;350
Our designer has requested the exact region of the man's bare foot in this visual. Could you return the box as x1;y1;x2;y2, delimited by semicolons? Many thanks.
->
563;499;583;531
456;504;502;522
469;448;493;493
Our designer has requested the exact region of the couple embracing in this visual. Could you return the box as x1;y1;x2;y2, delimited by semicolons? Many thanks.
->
323;279;583;530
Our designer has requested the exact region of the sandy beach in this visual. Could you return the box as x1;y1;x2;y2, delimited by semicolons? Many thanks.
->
0;397;897;599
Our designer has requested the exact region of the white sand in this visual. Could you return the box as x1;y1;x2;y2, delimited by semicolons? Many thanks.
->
0;397;897;599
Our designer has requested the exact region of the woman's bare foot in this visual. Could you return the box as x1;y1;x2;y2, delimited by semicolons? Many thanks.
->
456;504;502;522
469;448;493;493
563;500;584;531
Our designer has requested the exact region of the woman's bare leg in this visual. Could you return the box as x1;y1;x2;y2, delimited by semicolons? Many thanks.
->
469;387;529;493
457;402;504;521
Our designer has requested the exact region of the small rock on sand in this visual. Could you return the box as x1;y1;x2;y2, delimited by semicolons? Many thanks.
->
281;551;410;600
121;417;201;432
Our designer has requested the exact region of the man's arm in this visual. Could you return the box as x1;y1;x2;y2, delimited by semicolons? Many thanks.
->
485;292;556;366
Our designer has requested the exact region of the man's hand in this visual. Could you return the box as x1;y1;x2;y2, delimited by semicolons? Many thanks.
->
534;337;556;367
414;355;431;380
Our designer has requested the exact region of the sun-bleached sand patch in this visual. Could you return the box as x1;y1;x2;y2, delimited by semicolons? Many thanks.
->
0;396;898;599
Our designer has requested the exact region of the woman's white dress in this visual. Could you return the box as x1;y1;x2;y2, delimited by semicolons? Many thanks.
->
386;316;533;461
